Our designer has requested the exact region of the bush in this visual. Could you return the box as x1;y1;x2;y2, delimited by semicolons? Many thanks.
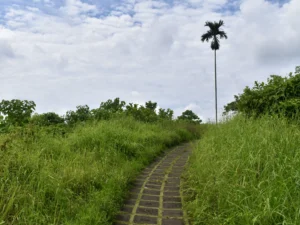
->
224;71;300;119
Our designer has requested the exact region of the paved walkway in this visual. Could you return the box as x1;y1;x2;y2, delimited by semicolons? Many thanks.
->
114;143;192;225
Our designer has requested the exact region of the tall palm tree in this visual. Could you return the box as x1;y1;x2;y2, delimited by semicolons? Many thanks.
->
201;20;227;124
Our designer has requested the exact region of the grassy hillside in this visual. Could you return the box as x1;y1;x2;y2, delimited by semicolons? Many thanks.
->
183;115;300;225
0;118;200;225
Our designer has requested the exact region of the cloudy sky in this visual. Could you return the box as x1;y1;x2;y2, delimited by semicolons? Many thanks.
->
0;0;299;121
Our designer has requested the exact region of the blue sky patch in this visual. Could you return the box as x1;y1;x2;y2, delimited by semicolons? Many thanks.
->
0;0;292;22
266;0;290;7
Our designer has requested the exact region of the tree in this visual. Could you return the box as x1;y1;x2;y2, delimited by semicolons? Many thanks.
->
124;101;159;123
65;105;91;125
125;103;140;119
178;110;202;123
0;99;36;126
31;112;64;126
75;105;91;122
223;95;239;115
201;20;228;124
0;115;5;133
158;108;174;120
91;98;126;120
295;66;300;74
99;98;126;113
223;72;300;119
145;101;157;111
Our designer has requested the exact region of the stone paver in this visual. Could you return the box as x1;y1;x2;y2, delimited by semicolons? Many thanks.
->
114;143;191;225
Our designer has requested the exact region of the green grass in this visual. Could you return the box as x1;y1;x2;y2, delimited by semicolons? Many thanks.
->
0;117;200;225
184;115;300;225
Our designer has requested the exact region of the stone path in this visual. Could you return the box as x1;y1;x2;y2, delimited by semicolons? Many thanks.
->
114;143;192;225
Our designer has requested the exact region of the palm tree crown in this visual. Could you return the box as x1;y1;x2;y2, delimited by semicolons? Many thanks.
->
201;20;227;50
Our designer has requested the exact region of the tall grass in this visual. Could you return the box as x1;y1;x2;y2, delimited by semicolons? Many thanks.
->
0;117;200;225
184;115;300;225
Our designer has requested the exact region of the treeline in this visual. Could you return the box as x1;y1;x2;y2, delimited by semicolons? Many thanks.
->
0;98;201;133
224;66;300;120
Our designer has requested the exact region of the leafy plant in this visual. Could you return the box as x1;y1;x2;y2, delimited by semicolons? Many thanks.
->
65;105;91;124
91;98;126;120
31;112;64;126
178;110;202;123
295;65;300;74
224;68;300;119
0;99;36;126
158;108;174;120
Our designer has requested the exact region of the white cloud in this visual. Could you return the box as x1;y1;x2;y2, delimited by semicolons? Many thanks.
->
0;40;15;59
187;0;227;10
0;0;299;122
60;0;98;16
131;91;140;96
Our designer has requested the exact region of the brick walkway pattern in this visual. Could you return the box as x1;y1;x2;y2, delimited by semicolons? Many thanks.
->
114;143;191;225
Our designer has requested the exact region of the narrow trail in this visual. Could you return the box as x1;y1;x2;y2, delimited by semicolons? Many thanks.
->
114;143;192;225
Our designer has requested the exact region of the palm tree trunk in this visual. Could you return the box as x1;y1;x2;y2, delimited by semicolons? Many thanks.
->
214;49;218;124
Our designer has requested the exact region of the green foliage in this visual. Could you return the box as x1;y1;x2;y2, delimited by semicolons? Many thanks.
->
0;115;5;133
65;105;91;125
145;101;157;111
75;105;91;121
91;98;125;120
137;107;158;122
100;98;126;113
0;99;36;126
0;117;201;225
90;99;163;122
224;71;300;119
125;103;140;118
158;108;174;120
31;112;64;126
124;101;160;123
129;101;158;122
30;113;67;137
178;110;202;123
0;97;202;134
183;115;300;225
295;65;300;74
223;95;239;114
